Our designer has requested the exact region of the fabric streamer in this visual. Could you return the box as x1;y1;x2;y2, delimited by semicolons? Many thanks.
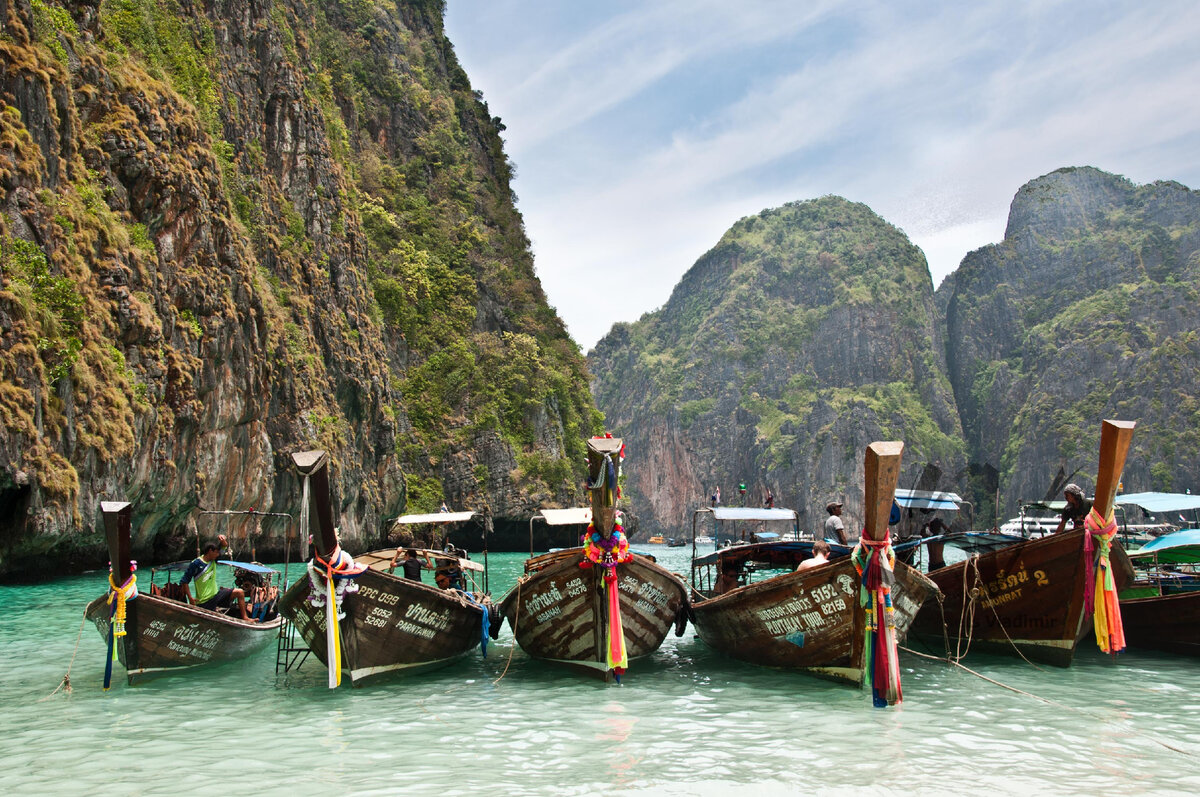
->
580;523;631;680
1083;508;1126;654
851;537;902;707
306;546;367;688
103;565;138;691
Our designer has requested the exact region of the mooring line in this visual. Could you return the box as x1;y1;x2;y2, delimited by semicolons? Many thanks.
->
900;644;1197;759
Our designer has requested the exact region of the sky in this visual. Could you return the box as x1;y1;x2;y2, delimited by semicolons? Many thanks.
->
444;0;1200;350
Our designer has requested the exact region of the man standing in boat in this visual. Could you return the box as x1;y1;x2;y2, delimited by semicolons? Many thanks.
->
180;542;251;620
824;500;849;545
1054;483;1092;534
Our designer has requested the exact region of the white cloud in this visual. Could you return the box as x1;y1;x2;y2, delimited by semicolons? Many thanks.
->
446;0;1200;349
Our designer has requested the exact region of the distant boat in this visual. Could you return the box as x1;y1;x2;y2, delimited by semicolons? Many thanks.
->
1118;526;1200;656
85;502;283;687
499;436;689;680
278;451;492;687
667;537;688;547
647;535;666;544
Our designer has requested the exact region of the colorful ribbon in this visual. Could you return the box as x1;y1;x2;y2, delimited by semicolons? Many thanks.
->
580;523;631;679
851;536;902;707
1083;508;1125;654
308;545;366;688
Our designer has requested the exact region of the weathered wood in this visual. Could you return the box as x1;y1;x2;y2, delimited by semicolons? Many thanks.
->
1094;419;1136;518
499;550;688;679
88;502;281;684
292;450;337;559
86;592;281;683
863;441;903;542
278;559;487;684
912;418;1136;665
1119;589;1200;656
689;553;935;684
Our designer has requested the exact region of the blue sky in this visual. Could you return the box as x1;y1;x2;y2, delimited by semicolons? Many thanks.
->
444;0;1200;350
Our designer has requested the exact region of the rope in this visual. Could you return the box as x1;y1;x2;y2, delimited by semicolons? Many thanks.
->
899;644;1197;759
41;608;89;701
491;576;522;685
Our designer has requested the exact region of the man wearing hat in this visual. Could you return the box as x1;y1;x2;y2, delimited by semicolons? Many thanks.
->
1054;484;1092;535
824;500;848;545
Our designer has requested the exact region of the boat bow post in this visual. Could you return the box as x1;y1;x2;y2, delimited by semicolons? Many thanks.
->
853;441;905;706
1086;420;1135;655
100;501;136;690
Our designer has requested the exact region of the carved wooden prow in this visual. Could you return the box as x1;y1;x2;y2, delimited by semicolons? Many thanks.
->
863;441;904;543
587;436;623;536
1093;419;1136;519
101;501;134;584
292;450;337;559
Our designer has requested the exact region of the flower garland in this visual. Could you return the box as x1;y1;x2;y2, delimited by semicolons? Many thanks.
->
580;523;631;679
1083;507;1125;654
103;562;138;691
850;536;902;707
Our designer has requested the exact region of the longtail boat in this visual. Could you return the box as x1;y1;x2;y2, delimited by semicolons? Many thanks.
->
84;502;283;687
1118;528;1200;656
910;419;1136;665
498;436;689;681
689;442;938;705
277;451;493;687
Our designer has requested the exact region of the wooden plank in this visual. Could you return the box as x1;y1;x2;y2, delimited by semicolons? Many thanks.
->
863;441;903;542
1094;419;1135;518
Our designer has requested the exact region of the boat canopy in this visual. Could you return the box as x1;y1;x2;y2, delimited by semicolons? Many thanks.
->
394;511;477;525
692;540;853;568
1114;492;1200;514
708;507;798;522
1130;528;1200;564
216;560;278;574
894;488;962;511
533;507;593;525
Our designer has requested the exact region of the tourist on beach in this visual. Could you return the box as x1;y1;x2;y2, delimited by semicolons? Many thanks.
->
180;542;250;620
764;488;774;509
711;486;721;507
797;541;831;571
824;500;848;545
1054;484;1092;534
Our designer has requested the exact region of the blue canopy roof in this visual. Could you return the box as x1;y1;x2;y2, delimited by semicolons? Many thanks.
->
1137;528;1200;553
218;560;277;574
707;507;798;522
894;488;962;511
1114;492;1200;514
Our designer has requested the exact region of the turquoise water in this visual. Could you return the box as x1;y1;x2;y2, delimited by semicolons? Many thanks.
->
2;546;1199;796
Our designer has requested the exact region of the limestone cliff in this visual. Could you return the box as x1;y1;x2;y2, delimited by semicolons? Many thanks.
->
940;167;1200;517
589;197;965;538
0;0;598;576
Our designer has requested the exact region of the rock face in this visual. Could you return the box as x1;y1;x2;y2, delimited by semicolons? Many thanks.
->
0;0;598;576
589;197;965;538
940;167;1200;516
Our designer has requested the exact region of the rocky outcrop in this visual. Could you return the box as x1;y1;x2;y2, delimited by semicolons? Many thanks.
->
940;167;1200;515
0;0;597;577
589;197;966;538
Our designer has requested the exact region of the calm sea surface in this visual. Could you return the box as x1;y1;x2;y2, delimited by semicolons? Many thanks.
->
2;546;1198;796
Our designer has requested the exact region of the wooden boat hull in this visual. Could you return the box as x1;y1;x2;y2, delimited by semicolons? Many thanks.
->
689;559;936;686
85;593;281;684
278;565;486;685
499;550;688;679
910;527;1113;666
1119;589;1200;656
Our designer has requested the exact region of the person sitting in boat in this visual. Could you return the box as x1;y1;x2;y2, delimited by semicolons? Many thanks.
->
1054;484;1093;534
796;541;831;572
391;548;429;581
714;558;743;594
824;500;848;545
180;542;251;620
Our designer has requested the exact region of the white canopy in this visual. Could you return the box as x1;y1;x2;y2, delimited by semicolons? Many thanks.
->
708;507;798;522
535;508;593;526
393;511;477;525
